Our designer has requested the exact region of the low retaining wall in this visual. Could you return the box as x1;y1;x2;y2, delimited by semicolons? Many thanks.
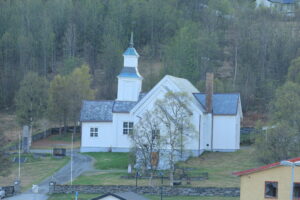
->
49;183;240;197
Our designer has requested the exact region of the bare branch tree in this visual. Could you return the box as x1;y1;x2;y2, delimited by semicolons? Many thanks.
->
130;110;162;186
155;91;195;186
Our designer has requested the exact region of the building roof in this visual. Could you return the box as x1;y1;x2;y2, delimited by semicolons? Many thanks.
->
91;192;149;200
233;157;300;176
268;0;295;3
167;75;199;94
123;47;139;56
80;93;147;122
193;93;240;115
113;101;138;113
118;67;141;78
80;100;114;122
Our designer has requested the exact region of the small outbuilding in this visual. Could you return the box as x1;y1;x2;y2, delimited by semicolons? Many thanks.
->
233;157;300;200
91;192;149;200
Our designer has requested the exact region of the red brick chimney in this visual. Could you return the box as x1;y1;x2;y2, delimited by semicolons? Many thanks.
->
205;73;214;113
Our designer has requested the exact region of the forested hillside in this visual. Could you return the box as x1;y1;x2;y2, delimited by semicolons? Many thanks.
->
1;0;300;112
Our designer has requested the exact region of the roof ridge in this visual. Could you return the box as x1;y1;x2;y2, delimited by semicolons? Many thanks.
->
83;100;115;102
194;92;240;95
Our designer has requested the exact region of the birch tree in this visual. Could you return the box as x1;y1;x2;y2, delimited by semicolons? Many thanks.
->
130;110;162;186
155;91;195;186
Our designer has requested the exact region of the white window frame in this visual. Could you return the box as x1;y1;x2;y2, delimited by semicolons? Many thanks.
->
152;129;160;140
90;127;98;137
123;122;134;135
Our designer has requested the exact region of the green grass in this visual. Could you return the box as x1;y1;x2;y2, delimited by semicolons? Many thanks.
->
146;196;239;200
176;146;261;187
49;194;239;200
73;172;127;185
85;152;129;170
0;153;69;191
74;146;261;188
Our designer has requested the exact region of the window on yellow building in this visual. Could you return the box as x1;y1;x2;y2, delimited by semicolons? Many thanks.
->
294;183;300;198
265;181;278;198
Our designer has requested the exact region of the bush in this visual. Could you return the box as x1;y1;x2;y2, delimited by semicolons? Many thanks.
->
255;123;300;164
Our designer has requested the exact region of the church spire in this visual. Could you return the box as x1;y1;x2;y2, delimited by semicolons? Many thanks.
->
129;32;134;47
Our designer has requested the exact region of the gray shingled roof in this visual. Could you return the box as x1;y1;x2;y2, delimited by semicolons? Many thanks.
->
269;0;294;3
113;101;137;113
193;93;240;115
80;93;148;122
80;100;114;122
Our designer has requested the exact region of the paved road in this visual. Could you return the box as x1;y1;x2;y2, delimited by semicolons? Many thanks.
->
6;152;93;200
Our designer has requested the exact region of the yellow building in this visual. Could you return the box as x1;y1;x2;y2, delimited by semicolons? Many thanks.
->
234;157;300;200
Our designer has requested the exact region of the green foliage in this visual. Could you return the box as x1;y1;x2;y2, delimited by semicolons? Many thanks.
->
0;130;11;176
255;124;300;164
47;74;68;127
256;61;300;163
287;56;300;84
0;0;299;112
58;57;84;75
272;81;300;129
15;72;49;125
67;65;96;123
163;22;220;83
48;65;95;128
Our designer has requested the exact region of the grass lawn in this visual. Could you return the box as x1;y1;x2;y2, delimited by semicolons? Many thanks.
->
85;152;129;170
176;146;262;187
49;194;239;200
74;146;261;188
0;153;69;190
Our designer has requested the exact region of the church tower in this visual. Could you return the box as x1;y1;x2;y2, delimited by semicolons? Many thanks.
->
117;33;143;101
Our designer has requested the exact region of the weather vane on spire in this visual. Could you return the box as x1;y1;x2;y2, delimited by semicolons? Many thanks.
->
129;32;134;47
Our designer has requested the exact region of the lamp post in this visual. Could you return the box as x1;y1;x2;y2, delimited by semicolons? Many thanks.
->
280;160;300;200
135;171;139;192
159;172;164;200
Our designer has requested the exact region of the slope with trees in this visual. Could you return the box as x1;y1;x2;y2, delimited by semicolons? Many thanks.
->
0;0;300;115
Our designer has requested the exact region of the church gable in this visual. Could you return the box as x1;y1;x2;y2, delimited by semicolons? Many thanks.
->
131;75;203;116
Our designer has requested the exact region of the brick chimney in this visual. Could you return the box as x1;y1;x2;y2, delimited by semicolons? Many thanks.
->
205;73;214;113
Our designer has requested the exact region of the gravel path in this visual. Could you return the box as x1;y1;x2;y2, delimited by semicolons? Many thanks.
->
6;152;93;200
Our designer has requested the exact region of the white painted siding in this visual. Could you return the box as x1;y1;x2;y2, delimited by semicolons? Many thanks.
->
113;113;134;149
81;122;114;152
117;78;142;101
213;115;237;151
235;114;241;149
203;114;213;151
256;0;271;7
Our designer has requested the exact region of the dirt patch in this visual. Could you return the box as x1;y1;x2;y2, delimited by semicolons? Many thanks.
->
31;136;81;149
0;112;21;143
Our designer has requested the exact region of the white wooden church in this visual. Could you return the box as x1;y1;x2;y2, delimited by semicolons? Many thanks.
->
80;35;243;158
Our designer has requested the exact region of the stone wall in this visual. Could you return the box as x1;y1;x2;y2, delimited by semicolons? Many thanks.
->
49;182;240;197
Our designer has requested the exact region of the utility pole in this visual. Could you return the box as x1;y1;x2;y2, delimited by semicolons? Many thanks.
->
18;130;21;180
